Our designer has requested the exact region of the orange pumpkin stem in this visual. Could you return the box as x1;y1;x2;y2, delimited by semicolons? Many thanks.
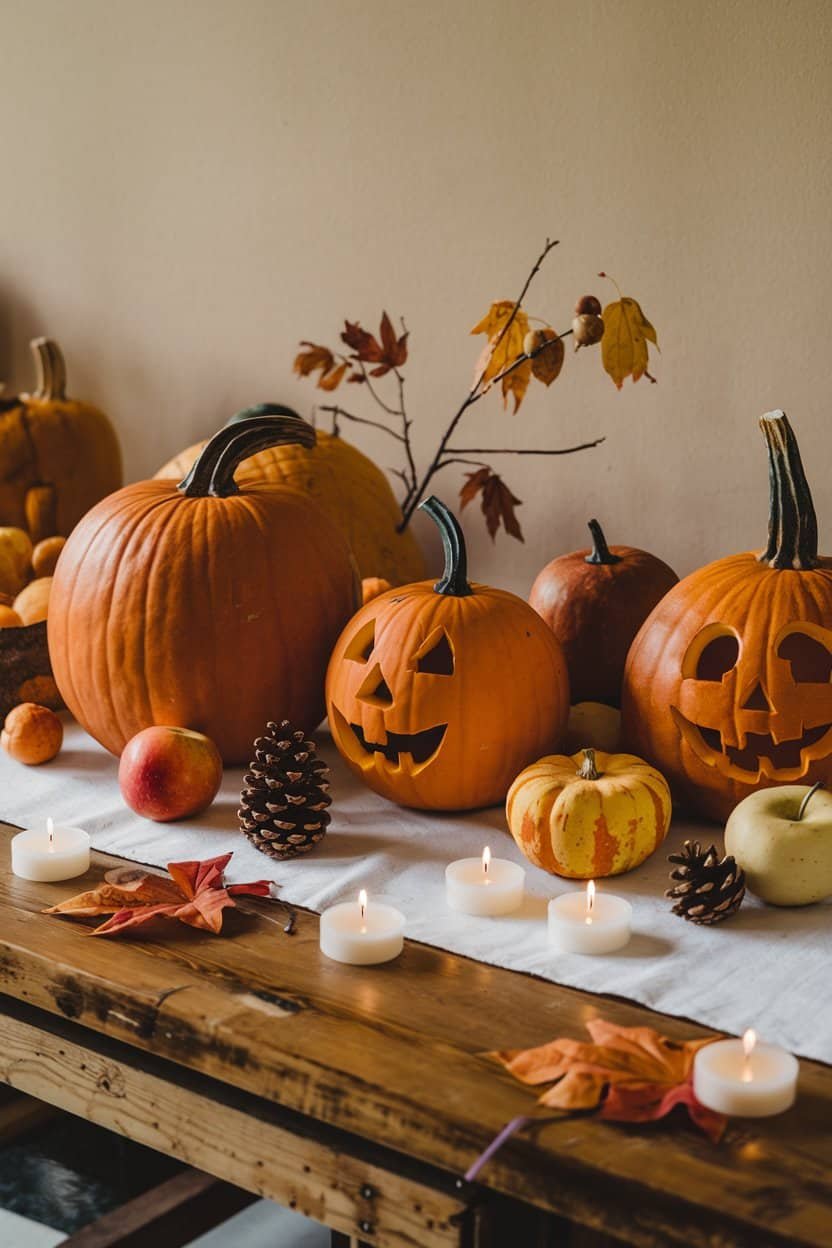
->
759;411;818;570
585;518;622;566
30;338;67;401
419;496;473;597
576;748;601;780
178;408;314;498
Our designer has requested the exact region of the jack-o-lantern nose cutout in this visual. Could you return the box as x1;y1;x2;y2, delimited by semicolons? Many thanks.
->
624;411;832;821
357;664;394;707
325;495;569;811
742;682;771;711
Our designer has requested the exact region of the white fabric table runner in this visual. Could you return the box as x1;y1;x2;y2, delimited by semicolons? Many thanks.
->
1;718;829;1064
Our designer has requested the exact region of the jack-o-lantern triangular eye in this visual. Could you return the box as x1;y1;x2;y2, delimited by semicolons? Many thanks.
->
778;632;832;683
416;628;455;676
345;620;375;663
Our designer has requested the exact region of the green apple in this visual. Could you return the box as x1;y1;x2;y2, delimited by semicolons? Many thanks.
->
725;784;832;906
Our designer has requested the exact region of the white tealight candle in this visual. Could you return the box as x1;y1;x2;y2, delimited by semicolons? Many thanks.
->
548;880;632;954
693;1029;798;1117
319;890;405;965
11;817;91;882
445;846;525;916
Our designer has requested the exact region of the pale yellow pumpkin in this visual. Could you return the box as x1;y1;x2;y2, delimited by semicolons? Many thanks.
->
156;426;425;586
506;748;671;878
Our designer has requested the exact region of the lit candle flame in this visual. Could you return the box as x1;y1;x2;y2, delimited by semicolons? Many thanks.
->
358;889;367;920
482;846;491;879
741;1028;757;1083
585;879;595;925
47;816;54;854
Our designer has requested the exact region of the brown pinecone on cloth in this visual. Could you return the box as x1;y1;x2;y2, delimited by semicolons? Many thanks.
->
238;721;331;860
666;840;746;925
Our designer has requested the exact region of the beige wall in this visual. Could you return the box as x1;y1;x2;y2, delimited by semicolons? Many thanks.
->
1;0;831;587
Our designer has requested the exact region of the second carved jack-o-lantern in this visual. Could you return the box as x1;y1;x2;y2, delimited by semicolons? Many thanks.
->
326;496;570;810
623;411;832;821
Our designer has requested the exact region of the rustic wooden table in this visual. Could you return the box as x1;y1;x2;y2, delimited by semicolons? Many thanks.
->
0;824;829;1248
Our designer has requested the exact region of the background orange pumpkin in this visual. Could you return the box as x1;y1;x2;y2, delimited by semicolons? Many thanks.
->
623;412;832;821
156;412;425;586
326;496;569;811
49;410;358;763
529;519;678;705
0;339;122;542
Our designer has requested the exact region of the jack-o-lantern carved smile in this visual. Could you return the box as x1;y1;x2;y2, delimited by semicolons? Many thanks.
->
671;624;832;782
326;496;570;811
624;411;832;821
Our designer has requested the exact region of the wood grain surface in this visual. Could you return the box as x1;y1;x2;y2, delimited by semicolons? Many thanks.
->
0;826;829;1246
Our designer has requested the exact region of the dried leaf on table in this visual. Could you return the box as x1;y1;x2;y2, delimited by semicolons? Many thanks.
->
293;343;349;391
460;468;524;543
45;852;273;939
470;300;532;412
493;1018;725;1141
600;296;658;389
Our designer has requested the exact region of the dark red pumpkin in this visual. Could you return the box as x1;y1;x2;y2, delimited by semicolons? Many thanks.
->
529;519;678;705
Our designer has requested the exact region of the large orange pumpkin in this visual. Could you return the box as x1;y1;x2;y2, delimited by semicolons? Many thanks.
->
623;412;832;821
48;411;358;763
325;496;569;811
156;414;425;586
0;339;122;542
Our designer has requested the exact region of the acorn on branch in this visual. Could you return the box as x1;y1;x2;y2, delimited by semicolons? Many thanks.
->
666;840;746;925
572;311;605;350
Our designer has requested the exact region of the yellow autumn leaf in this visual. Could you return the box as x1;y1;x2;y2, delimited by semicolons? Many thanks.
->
601;297;658;389
471;299;532;413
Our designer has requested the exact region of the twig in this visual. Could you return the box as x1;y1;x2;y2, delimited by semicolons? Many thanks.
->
319;405;407;443
235;899;297;935
399;238;561;527
444;438;605;457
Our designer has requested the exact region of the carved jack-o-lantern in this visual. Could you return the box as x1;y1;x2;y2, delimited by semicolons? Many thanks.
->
623;412;832;821
326;497;569;810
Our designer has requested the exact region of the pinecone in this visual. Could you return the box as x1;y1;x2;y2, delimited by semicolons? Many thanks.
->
666;840;746;925
238;721;331;860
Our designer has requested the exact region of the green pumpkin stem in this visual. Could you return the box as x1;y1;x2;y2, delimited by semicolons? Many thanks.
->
419;496;473;596
585;518;622;566
759;411;818;570
576;748;600;780
178;408;314;498
30;338;67;402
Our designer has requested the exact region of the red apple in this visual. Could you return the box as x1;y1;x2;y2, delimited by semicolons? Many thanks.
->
119;726;223;821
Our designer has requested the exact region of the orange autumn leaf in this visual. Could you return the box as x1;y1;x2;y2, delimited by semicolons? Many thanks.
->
600;294;658;389
471;300;532;413
492;1018;725;1141
529;328;565;387
293;343;349;391
45;853;273;938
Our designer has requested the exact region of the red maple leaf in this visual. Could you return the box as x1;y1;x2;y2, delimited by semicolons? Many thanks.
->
341;312;408;377
45;853;273;937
